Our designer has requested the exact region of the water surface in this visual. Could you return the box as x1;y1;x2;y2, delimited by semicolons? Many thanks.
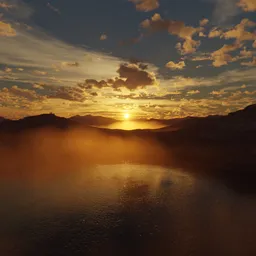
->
1;164;256;256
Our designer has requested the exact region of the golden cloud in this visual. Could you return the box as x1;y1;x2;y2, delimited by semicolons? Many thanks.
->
176;39;201;55
241;57;256;66
237;0;256;11
187;90;200;95
48;86;87;102
141;14;201;54
8;85;44;101
191;55;211;61
129;0;159;11
208;27;223;38
165;61;186;70
0;85;45;104
32;83;45;90
100;34;107;40
0;21;16;37
199;31;207;37
199;18;209;27
211;43;241;67
4;67;12;73
33;70;48;75
61;62;79;67
223;18;256;42
239;47;254;58
209;90;227;96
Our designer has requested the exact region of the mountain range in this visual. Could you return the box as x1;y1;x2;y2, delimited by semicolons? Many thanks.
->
0;104;255;133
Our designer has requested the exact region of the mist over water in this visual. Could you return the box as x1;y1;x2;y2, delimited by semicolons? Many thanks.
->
1;129;256;255
94;120;166;130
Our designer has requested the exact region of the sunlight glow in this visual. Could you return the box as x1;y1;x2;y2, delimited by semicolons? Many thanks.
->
124;113;130;120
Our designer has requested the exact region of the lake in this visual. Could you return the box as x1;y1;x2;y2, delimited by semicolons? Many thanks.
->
1;164;256;256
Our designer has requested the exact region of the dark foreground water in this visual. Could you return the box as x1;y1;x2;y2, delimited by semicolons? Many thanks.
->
1;164;256;256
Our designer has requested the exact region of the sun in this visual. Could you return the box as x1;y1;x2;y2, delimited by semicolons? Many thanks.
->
124;113;130;120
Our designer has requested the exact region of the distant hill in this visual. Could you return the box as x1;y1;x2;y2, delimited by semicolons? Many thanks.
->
152;104;256;133
69;115;116;126
0;114;76;132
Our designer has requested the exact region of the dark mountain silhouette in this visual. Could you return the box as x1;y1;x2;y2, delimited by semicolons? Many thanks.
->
0;113;76;132
69;115;116;126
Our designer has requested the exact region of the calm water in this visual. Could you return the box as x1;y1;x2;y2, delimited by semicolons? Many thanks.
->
1;164;256;256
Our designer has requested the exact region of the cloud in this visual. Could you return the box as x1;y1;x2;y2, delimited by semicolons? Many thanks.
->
0;26;125;87
4;67;12;73
46;2;60;14
0;0;33;19
191;54;211;61
32;83;45;90
239;47;253;58
100;34;107;40
208;27;223;38
61;62;79;67
241;57;256;66
199;31;207;37
192;42;254;67
0;85;45;103
223;18;256;42
165;61;186;70
211;43;241;67
0;2;15;9
7;85;44;100
48;86;87;102
79;79;108;89
200;18;209;27
160;65;256;91
187;90;200;95
176;39;201;55
117;63;157;90
237;0;256;11
0;21;16;36
209;90;227;96
141;13;201;54
33;70;47;75
78;62;157;91
129;0;159;11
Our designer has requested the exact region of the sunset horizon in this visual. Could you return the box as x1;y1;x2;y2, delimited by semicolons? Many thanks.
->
1;1;256;255
1;0;256;120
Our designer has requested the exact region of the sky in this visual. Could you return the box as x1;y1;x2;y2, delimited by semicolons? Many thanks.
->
0;0;256;120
